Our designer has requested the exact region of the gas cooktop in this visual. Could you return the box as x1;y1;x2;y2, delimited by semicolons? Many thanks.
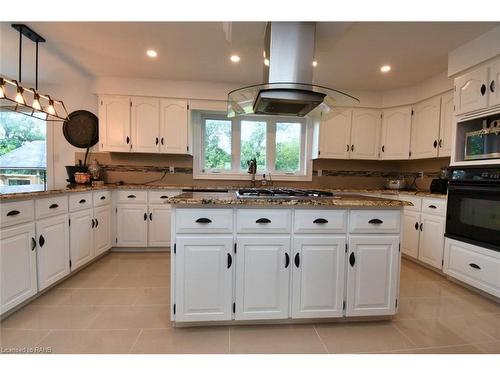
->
236;188;336;199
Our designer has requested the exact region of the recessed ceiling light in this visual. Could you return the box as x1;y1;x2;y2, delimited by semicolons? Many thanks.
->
312;60;318;67
230;55;240;63
146;49;157;58
380;65;391;73
264;58;270;66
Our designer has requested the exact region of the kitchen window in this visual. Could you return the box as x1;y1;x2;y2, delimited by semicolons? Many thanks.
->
194;112;311;181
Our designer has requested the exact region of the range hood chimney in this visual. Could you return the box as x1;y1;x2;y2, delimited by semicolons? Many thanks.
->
227;22;359;118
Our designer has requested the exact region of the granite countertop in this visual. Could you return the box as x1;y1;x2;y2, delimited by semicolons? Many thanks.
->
167;192;413;207
0;184;446;202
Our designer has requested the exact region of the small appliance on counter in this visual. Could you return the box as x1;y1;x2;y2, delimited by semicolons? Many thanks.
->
384;176;406;190
430;166;448;194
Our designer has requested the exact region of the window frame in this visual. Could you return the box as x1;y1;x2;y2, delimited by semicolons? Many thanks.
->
193;112;312;181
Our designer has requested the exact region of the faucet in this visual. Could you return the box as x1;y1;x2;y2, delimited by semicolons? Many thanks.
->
247;158;257;187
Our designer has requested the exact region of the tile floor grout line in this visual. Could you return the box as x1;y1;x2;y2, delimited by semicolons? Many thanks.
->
312;325;330;354
391;321;418;348
228;326;231;354
128;329;143;354
32;329;53;347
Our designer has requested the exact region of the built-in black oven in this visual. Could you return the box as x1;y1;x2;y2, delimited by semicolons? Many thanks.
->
445;166;500;252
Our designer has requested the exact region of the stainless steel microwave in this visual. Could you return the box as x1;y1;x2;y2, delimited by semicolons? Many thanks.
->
464;119;500;161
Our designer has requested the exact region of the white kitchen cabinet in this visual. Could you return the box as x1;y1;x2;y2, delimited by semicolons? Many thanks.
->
94;205;112;256
174;236;233;322
69;209;94;270
417;213;445;269
291;236;346;319
0;223;37;314
454;65;489;115
148;205;172;247
350;109;382;160
380;106;412;160
317;109;352;159
438;91;454;157
346;235;399;317
131;97;160;153
488;59;500;107
160;99;189;154
116;205;148;247
401;210;420;259
99;96;131;152
235;236;290;320
36;214;70;291
411;97;441;159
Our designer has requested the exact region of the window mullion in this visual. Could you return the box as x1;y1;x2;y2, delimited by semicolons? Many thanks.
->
232;119;241;174
267;120;276;175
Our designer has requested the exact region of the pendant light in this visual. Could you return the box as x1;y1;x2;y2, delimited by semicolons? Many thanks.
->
0;24;69;121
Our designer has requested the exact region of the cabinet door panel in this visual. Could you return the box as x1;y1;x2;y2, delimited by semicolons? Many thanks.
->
346;236;399;317
381;106;411;160
350;109;381;160
131;97;160;153
148;205;171;247
418;214;445;269
292;236;346;318
174;236;233;322
99;96;131;152
0;223;37;314
94;205;112;256
36;215;70;290
401;211;420;259
318;109;352;159
116;205;148;247
411;97;441;159
438;92;454;157
489;60;500;107
454;66;489;115
160;99;188;154
69;209;94;270
235;236;290;320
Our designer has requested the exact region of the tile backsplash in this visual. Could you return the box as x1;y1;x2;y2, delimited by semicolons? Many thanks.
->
75;152;449;190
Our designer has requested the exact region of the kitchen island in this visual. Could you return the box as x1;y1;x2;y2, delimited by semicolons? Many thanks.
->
168;191;411;326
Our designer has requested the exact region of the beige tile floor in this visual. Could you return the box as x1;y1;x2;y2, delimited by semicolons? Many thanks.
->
1;252;499;354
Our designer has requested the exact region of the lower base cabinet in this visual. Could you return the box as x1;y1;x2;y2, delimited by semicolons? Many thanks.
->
401;210;420;259
235;236;291;320
94;205;112;256
69;209;94;270
36;214;70;291
291;236;346;318
116;205;148;247
0;223;37;314
417;214;445;269
346;235;400;317
148;205;171;247
174;236;233;322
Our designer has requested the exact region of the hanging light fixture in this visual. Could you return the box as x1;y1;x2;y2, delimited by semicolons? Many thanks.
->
0;24;69;121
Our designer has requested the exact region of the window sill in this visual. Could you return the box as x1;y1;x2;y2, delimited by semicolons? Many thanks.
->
193;172;313;182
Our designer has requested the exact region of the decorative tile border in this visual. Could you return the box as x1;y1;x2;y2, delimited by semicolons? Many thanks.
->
102;165;193;174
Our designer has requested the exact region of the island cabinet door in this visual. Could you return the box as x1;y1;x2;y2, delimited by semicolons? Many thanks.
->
235;236;291;320
346;235;400;317
291;236;346;319
174;236;233;322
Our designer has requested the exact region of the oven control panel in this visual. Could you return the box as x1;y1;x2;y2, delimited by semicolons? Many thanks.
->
450;167;500;182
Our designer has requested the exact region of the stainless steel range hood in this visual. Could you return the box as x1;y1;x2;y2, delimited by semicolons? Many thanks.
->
227;22;359;118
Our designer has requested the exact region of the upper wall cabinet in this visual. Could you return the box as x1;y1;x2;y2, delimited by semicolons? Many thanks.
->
350;109;382;160
380;106;412;160
438;92;454;157
318;109;352;159
410;97;441;159
99;95;190;155
99;96;131;152
131;97;160;153
489;59;500;107
160;99;189;154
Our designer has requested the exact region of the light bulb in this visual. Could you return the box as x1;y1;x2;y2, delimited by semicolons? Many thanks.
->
312;60;318;67
264;58;270;66
230;55;240;63
0;78;5;98
15;85;25;104
32;92;42;110
46;97;56;115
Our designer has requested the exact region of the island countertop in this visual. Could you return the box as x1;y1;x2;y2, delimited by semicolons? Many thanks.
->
167;191;413;207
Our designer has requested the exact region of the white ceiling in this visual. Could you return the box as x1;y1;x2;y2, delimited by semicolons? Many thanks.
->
1;22;499;91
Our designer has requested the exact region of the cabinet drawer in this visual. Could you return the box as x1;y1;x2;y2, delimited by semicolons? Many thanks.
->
398;195;421;212
421;198;446;216
149;190;182;205
0;200;35;228
115;190;148;204
294;209;347;234
349;210;401;233
445;239;500;297
69;192;93;212
93;191;111;207
176;209;233;233
35;195;68;219
236;209;291;233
